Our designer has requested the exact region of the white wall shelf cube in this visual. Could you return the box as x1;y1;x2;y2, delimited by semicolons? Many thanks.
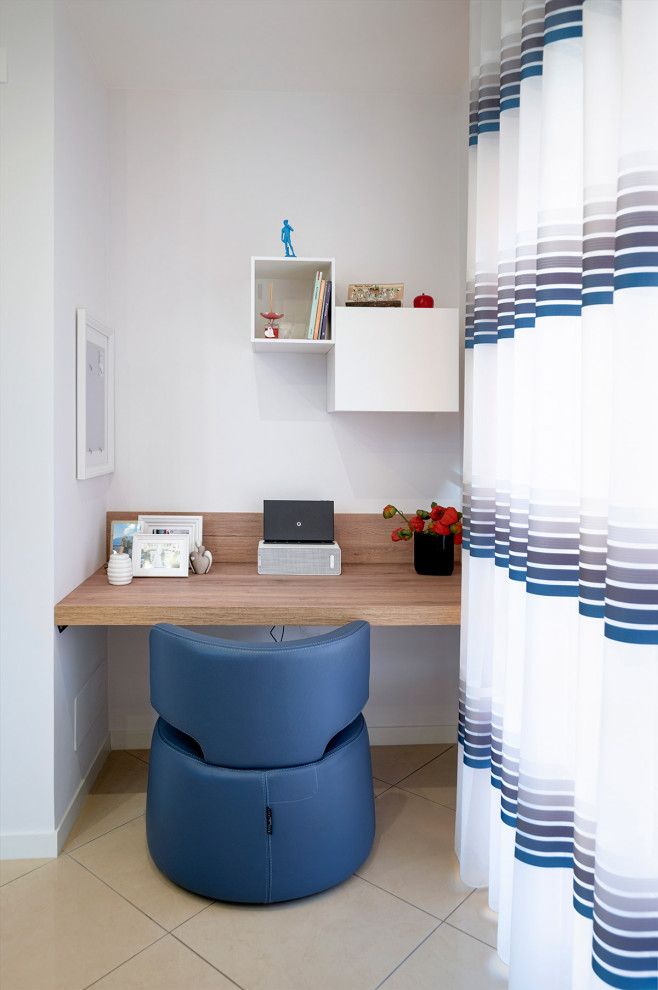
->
251;337;334;354
251;256;335;351
327;306;459;412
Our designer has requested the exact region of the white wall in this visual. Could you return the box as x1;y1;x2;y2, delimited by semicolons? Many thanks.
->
0;0;112;857
107;87;466;745
0;0;56;856
108;88;464;511
53;3;111;832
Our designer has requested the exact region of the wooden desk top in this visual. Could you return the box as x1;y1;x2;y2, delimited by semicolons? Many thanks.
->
54;512;462;627
54;561;461;627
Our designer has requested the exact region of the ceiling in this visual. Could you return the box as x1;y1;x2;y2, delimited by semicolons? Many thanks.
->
63;0;469;95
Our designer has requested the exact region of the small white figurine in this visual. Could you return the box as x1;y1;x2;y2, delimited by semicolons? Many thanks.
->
190;545;213;574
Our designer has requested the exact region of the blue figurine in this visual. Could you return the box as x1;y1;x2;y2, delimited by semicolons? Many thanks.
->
281;219;296;258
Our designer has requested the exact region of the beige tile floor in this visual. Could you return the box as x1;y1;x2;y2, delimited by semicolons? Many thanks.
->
0;744;508;990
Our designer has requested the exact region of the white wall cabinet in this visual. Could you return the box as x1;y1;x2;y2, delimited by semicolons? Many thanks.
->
251;259;459;412
251;256;335;353
327;306;459;412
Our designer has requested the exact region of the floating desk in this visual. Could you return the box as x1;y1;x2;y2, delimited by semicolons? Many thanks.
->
54;512;462;628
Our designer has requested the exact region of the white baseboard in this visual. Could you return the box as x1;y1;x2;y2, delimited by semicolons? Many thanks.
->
367;725;458;746
0;830;59;860
111;729;153;750
56;734;111;854
0;735;111;860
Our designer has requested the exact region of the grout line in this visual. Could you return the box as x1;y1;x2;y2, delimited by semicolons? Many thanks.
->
168;898;217;930
373;921;444;989
443;918;499;953
442;886;476;923
123;749;146;763
64;810;146;855
169;902;215;935
65;855;170;934
394;744;456;786
393;780;457;810
0;859;56;888
168;928;246;989
125;750;150;766
373;782;458;814
81;931;170;990
68;846;215;935
353;873;447;923
373;743;456;788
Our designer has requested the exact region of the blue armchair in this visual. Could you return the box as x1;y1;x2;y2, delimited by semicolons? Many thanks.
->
146;621;375;903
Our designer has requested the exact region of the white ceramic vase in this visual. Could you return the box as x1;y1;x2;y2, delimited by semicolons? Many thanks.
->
107;551;133;585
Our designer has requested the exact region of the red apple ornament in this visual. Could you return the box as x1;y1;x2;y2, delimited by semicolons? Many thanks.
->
414;292;434;308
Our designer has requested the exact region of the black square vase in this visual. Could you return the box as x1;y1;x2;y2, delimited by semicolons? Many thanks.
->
413;533;455;576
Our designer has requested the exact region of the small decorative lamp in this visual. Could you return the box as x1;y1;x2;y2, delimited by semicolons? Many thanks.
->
260;282;284;338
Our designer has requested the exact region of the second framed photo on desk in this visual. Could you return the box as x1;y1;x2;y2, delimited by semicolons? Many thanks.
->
110;519;142;558
138;514;203;550
132;534;190;577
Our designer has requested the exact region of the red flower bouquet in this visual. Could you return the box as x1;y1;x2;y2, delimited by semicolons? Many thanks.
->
383;503;463;544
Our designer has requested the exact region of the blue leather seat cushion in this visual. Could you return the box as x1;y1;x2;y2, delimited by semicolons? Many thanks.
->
147;712;375;903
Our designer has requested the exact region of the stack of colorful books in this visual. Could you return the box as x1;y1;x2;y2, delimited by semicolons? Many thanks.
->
306;271;332;340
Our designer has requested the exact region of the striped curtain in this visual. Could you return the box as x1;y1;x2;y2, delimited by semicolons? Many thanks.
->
457;1;658;988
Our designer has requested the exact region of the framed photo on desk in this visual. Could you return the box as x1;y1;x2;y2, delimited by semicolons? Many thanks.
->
132;534;190;577
139;514;202;550
110;519;142;558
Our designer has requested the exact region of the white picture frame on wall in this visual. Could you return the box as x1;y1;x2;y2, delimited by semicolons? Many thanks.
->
76;308;115;480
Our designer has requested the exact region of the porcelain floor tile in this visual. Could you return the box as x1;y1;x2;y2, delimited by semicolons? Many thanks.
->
448;888;499;949
370;744;452;785
381;922;509;989
63;751;148;852
0;854;163;990
175;874;439;990
69;815;212;930
0;856;53;886
398;745;458;808
89;934;237;989
357;787;471;918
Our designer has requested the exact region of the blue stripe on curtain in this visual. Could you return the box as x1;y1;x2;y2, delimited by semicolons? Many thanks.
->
521;49;544;67
520;64;544;79
582;291;614;306
515;848;574;869
544;24;583;44
591;959;658;990
574;894;593;919
580;602;605;618
604;625;658;645
543;0;583;45
526;583;579;597
582;273;616;288
614;272;658;290
593;943;658;974
615;251;658;269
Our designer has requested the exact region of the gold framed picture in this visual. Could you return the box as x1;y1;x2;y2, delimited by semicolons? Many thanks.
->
346;283;404;306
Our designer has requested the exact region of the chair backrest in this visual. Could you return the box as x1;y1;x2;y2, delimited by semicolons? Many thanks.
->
149;621;370;769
